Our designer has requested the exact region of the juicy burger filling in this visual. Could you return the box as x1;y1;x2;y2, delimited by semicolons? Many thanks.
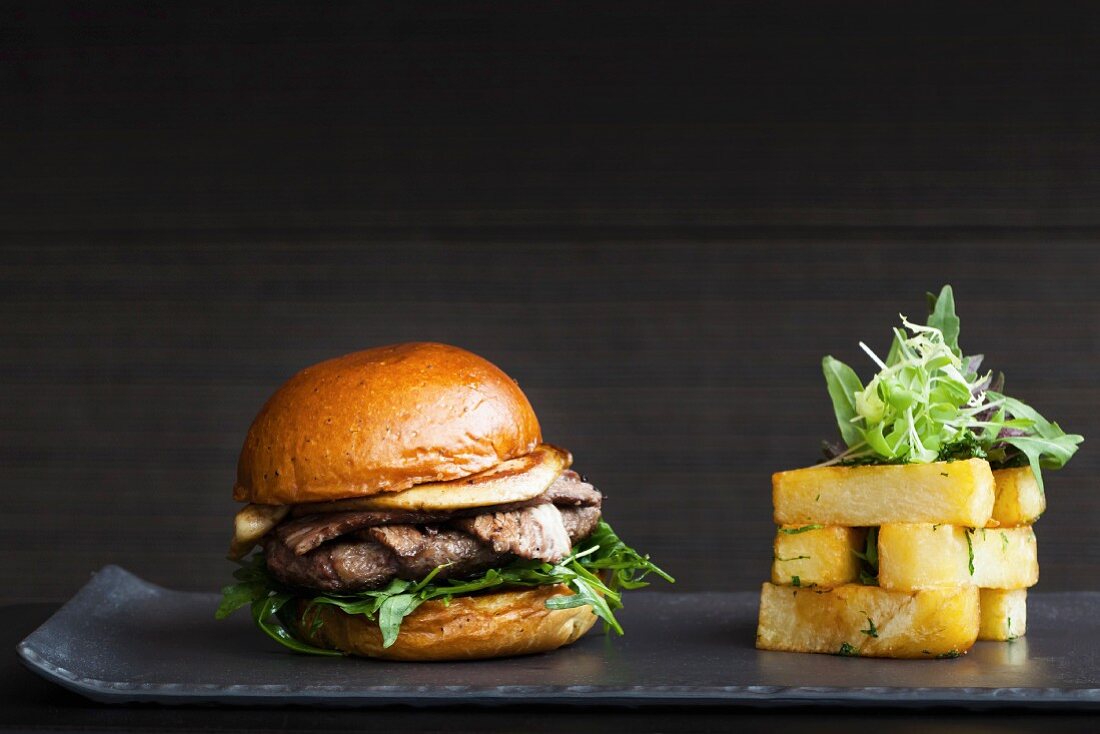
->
263;470;603;593
219;468;670;654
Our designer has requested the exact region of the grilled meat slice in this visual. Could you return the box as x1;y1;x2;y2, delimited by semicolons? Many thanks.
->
453;504;572;563
277;471;602;556
544;470;603;508
277;509;450;556
264;535;398;593
559;506;602;543
367;525;502;580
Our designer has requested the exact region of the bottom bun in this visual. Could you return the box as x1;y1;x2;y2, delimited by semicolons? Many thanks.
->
292;584;598;661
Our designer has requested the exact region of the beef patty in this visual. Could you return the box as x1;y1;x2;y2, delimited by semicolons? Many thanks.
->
264;471;603;593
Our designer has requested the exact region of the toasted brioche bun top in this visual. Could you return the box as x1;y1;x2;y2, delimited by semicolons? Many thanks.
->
234;343;541;505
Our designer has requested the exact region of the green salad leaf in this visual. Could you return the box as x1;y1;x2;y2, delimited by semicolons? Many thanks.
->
216;520;672;654
778;524;823;535
926;285;961;357
823;356;865;447
819;285;1083;491
852;527;879;586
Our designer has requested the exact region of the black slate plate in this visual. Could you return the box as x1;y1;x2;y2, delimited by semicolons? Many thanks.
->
15;565;1100;709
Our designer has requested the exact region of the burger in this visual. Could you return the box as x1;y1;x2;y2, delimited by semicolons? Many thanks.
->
216;342;670;660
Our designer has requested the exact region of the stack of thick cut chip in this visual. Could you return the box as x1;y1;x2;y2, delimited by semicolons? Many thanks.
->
756;459;1042;658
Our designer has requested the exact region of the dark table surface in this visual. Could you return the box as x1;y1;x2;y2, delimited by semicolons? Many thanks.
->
6;602;1100;733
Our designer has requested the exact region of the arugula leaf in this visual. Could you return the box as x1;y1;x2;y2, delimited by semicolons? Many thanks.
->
217;520;671;655
778;524;823;535
377;594;423;648
984;391;1083;492
774;553;811;562
1001;435;1081;494
215;579;267;619
992;394;1065;439
215;555;273;619
548;572;623;635
822;356;865;448
252;594;342;656
965;528;975;575
852;527;879;585
926;285;961;358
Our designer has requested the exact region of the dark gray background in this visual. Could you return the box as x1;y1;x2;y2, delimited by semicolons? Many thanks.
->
3;2;1099;604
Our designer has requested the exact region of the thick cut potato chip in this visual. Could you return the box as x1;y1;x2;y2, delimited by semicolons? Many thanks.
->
877;524;1038;591
971;526;1039;589
772;459;994;527
756;582;979;659
770;526;865;588
991;467;1045;527
979;588;1027;641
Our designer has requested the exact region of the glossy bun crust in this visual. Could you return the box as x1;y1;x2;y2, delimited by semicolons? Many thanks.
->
292;585;597;660
234;343;541;504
